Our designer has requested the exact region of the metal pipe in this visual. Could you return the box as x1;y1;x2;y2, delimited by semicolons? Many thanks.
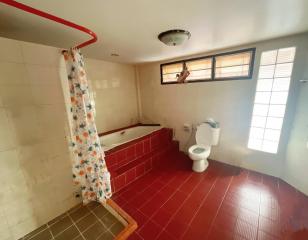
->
0;0;98;49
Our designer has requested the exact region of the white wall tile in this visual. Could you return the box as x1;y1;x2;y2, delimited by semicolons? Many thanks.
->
0;62;29;85
6;106;43;145
0;108;16;151
30;85;64;105
0;85;33;107
0;37;78;238
21;41;61;67
26;65;61;87
10;218;39;240
0;229;13;240
0;36;139;238
0;38;23;63
0;150;20;179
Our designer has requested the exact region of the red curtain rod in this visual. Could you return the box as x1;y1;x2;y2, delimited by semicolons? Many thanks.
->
0;0;98;49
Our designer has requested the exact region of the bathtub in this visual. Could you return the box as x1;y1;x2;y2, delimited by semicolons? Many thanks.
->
100;125;176;192
100;125;162;151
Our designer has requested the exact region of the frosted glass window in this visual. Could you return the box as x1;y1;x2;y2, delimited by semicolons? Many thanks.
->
275;63;293;78
250;127;264;139
268;105;286;117
251;116;267;128
270;92;289;104
253;104;269;117
272;78;290;91
266;117;283;130
256;79;273;91
258;65;275;79
255;92;271;104
248;47;296;153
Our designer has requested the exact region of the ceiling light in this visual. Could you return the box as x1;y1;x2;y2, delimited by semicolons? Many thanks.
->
158;29;191;46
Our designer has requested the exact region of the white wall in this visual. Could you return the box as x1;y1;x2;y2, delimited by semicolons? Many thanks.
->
137;33;308;179
284;57;308;195
85;58;139;133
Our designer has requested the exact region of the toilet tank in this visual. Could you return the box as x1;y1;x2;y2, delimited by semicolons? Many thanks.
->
211;127;220;146
196;123;220;146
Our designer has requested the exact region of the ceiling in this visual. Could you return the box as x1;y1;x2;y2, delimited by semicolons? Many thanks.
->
0;0;308;63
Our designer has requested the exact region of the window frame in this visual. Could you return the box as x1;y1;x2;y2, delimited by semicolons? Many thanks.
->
160;48;256;85
247;47;296;154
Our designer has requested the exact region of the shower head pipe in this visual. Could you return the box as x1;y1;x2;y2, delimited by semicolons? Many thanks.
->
0;0;98;49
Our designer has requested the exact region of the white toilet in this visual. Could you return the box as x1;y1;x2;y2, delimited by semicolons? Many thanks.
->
188;122;220;172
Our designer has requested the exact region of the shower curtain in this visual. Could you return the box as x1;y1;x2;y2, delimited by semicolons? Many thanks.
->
63;49;112;203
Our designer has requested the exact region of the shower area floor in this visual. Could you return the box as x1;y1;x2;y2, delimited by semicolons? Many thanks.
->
20;202;124;240
113;152;308;240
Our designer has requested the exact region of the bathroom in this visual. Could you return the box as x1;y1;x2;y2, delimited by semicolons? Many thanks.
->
0;0;308;239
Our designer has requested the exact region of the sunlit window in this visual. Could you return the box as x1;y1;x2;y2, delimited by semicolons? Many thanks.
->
160;48;255;84
248;47;296;153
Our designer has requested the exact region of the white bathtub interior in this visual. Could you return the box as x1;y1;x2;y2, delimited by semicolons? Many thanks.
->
100;126;162;151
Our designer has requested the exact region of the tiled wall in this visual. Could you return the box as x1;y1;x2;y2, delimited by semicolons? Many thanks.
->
0;37;80;240
0;36;142;240
85;58;139;133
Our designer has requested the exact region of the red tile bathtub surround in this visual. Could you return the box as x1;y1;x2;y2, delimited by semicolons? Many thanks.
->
110;152;308;240
105;128;176;193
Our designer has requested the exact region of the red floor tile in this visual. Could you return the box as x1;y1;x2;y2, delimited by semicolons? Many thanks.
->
234;218;258;240
208;225;234;240
111;152;308;240
165;218;189;239
128;232;143;240
130;210;148;229
156;230;176;240
152;208;173;228
138;220;162;239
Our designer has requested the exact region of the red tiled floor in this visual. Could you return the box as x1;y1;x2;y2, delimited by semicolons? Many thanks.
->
112;152;308;240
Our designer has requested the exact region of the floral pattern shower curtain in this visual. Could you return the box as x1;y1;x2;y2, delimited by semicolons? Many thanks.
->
64;49;112;203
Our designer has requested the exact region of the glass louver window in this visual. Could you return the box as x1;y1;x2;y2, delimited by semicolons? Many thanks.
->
160;48;255;84
215;51;253;79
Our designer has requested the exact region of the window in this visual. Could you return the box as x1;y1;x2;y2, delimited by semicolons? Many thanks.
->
248;47;296;153
160;48;255;84
215;51;253;79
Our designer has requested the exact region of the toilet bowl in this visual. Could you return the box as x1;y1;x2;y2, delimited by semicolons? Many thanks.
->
188;145;210;172
188;121;220;173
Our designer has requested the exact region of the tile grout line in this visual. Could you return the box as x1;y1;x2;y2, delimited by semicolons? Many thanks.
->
50;209;92;239
138;171;199;238
134;172;192;235
67;211;86;240
122;173;178;210
179;168;223;239
26;225;50;240
204;169;236;239
87;204;118;240
153;172;209;239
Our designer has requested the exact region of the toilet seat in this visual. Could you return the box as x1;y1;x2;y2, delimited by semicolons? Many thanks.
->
188;144;210;159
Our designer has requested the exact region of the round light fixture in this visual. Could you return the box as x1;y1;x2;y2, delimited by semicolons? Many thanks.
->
158;29;191;46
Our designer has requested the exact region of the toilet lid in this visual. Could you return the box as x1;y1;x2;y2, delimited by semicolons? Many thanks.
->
196;123;212;145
